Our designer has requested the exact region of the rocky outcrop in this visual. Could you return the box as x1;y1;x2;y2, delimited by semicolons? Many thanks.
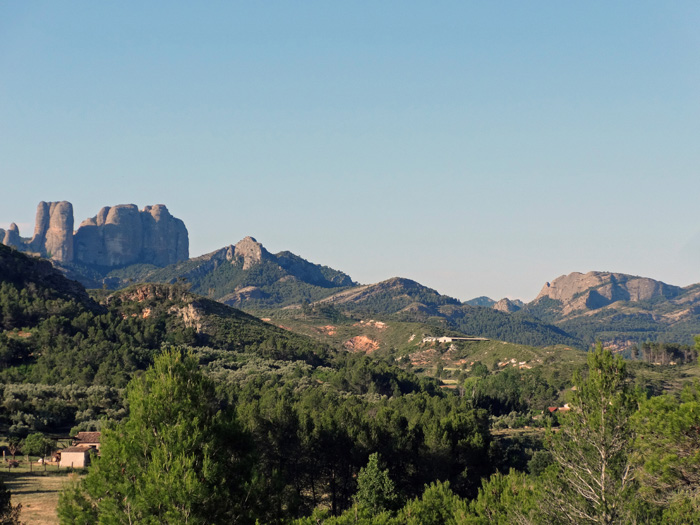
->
0;201;75;262
534;271;682;314
141;205;189;266
2;223;22;249
1;201;188;269
229;236;268;270
30;201;74;262
493;298;522;313
74;203;188;267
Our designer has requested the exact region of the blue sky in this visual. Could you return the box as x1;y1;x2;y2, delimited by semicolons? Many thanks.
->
2;2;699;300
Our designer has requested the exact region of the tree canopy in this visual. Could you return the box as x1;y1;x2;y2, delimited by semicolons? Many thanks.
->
58;349;254;525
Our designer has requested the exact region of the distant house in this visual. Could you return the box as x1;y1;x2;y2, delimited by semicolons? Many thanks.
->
422;336;489;343
59;446;93;468
73;431;101;450
59;431;102;468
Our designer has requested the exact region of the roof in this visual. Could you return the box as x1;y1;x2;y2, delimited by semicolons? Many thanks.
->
75;432;101;443
61;446;92;453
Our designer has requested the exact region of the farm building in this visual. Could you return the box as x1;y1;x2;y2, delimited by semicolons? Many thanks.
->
73;431;101;450
59;446;93;468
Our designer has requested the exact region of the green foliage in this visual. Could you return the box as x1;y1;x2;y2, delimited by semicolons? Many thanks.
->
470;361;489;378
471;367;563;416
0;245;332;386
58;349;255;525
661;493;700;524
354;453;397;514
633;381;700;507
527;450;553;477
541;344;640;524
0;479;21;525
639;341;697;365
110;248;355;308
0;383;124;434
21;431;54;457
468;469;538;524
396;481;469;525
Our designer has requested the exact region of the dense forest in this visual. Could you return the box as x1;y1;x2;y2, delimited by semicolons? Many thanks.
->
1;244;700;524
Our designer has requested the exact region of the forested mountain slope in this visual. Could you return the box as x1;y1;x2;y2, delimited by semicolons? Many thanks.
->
100;236;355;307
0;243;331;386
311;277;581;347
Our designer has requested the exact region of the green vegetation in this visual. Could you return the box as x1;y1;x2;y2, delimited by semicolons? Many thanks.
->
0;477;21;524
57;350;254;524
4;242;700;523
101;246;355;308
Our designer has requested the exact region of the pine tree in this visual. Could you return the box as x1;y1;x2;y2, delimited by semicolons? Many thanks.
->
633;381;700;521
541;344;639;524
58;348;254;524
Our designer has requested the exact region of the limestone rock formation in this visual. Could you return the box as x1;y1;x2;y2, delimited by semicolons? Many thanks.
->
2;223;21;249
493;298;522;313
1;201;188;270
0;201;75;262
30;201;74;262
534;271;681;314
141;205;189;266
230;236;267;270
74;204;188;267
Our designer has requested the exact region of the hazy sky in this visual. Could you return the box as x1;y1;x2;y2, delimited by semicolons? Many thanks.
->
2;2;700;301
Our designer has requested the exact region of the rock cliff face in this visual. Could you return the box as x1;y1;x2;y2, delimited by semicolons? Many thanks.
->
533;271;682;314
2;223;22;249
493;298;522;313
227;236;268;270
74;204;188;267
30;201;75;262
1;201;188;269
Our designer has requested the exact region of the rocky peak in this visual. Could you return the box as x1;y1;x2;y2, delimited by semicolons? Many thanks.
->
30;201;74;262
534;271;681;313
2;223;21;248
73;203;188;267
493;298;522;313
233;236;268;270
1;201;188;269
26;201;75;262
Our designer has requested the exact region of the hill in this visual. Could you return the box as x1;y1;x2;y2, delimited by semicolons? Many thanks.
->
72;238;581;347
522;271;700;349
254;302;588;380
0;243;332;387
309;277;581;347
101;236;355;307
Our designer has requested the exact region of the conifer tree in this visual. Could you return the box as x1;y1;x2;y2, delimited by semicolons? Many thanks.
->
354;453;397;515
541;344;639;525
633;381;700;521
58;348;254;524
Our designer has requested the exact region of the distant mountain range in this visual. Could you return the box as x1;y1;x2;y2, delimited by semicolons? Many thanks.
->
4;201;700;349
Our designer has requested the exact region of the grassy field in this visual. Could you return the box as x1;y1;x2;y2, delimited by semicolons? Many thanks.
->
2;470;82;525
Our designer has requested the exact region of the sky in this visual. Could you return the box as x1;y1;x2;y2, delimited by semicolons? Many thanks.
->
1;2;700;301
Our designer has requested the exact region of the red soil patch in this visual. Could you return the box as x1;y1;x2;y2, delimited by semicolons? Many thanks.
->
344;336;380;353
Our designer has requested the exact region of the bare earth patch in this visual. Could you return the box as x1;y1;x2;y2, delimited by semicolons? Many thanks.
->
316;325;337;336
344;336;379;353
